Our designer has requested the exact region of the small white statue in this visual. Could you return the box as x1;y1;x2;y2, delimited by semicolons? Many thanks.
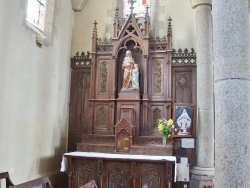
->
177;109;191;135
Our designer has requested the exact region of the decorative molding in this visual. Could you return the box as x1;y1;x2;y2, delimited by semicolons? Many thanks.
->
190;0;212;9
172;48;196;65
96;107;108;128
130;145;173;156
71;51;91;68
77;144;115;153
154;60;163;94
141;168;160;188
77;165;94;187
80;135;115;144
150;36;167;43
109;167;127;188
149;36;168;52
71;0;89;12
97;37;113;45
99;61;108;94
97;37;113;52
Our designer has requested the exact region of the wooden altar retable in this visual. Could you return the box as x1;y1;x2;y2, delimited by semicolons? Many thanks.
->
67;5;197;188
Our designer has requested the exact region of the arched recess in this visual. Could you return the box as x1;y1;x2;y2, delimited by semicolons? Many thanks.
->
115;36;145;98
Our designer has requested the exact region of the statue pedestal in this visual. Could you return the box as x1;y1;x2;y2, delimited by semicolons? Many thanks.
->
118;91;140;99
119;88;140;98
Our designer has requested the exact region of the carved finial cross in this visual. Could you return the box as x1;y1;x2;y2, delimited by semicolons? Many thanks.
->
168;17;172;23
130;0;136;14
93;20;98;27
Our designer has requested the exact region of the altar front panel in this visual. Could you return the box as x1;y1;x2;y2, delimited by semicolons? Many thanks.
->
63;152;175;188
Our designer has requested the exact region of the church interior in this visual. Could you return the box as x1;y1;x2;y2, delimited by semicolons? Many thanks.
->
0;0;249;188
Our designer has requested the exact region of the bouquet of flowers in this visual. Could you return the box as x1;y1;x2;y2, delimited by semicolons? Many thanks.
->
158;118;175;144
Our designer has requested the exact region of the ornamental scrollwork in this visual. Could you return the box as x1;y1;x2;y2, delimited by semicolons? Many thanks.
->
96;106;108;128
97;37;113;52
99;61;108;93
154;60;162;94
172;48;196;64
71;51;91;68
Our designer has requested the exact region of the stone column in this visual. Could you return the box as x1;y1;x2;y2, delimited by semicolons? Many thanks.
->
212;0;250;188
190;0;214;187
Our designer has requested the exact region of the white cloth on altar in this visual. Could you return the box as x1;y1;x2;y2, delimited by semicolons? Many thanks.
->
60;151;177;182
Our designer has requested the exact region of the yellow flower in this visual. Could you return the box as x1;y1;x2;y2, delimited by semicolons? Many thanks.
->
168;119;173;124
158;118;175;139
158;123;163;131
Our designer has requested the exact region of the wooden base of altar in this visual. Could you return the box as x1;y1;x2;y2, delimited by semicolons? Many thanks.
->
61;152;176;188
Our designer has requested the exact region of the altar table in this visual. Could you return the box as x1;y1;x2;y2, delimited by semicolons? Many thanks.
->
61;152;176;188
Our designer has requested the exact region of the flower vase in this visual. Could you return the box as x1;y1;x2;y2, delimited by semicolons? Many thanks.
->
162;135;167;145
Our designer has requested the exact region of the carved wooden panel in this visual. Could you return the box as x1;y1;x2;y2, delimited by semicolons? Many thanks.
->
120;108;135;125
153;60;163;94
147;103;172;136
172;67;196;104
66;156;174;188
68;159;98;188
68;68;91;151
96;106;108;128
141;166;161;188
137;163;168;188
108;166;128;187
116;101;140;135
77;165;95;187
96;58;111;99
99;61;108;94
149;55;171;101
105;161;131;188
94;105;109;134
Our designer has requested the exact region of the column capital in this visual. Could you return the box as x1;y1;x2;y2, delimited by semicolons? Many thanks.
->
191;0;212;9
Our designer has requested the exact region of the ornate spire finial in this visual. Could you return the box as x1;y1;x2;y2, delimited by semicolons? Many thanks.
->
113;8;119;38
168;17;172;23
130;0;136;15
92;20;98;52
145;4;149;19
115;7;119;20
167;17;172;49
92;20;98;39
94;20;98;27
167;17;172;35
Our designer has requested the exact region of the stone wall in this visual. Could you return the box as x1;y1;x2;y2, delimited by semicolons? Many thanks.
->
0;0;73;185
71;0;196;55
